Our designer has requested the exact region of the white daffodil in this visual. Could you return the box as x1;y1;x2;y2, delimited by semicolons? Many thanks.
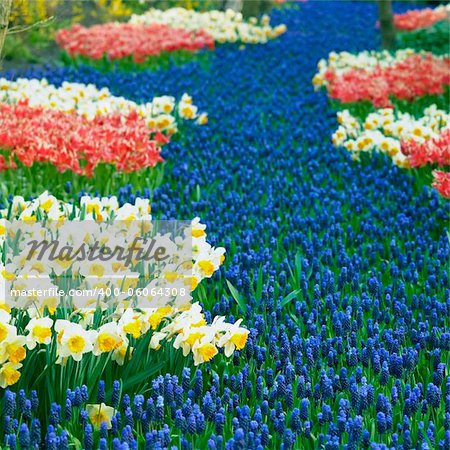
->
0;362;22;388
86;403;115;429
217;318;250;357
25;317;54;349
55;321;96;362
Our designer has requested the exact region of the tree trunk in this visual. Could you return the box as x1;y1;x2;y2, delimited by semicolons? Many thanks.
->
378;0;396;50
0;0;12;62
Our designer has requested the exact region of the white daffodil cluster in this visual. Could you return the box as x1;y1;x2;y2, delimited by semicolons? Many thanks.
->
129;7;287;44
313;48;419;89
0;192;247;387
1;192;225;310
152;302;249;365
0;298;249;389
0;78;208;133
0;309;26;388
332;105;450;167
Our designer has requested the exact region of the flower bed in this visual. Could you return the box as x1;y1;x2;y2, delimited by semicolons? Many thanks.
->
331;105;449;165
393;5;449;31
129;7;287;45
0;78;205;130
331;106;450;194
0;78;206;196
317;31;450;201
0;2;449;449
56;23;214;63
0;102;164;175
394;6;450;55
0;192;246;394
313;49;450;107
55;8;287;70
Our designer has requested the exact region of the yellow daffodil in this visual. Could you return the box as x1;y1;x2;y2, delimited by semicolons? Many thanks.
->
0;362;22;388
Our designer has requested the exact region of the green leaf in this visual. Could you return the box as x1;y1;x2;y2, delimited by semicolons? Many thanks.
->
226;279;246;313
70;436;83;450
281;289;301;308
255;264;264;299
121;362;165;391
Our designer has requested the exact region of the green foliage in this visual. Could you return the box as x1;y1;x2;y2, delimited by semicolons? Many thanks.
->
0;158;165;201
397;19;450;54
2;18;68;65
60;49;212;73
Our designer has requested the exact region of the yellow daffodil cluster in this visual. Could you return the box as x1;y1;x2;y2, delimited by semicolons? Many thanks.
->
8;0;58;25
313;48;419;89
129;7;287;44
332;105;449;167
0;192;248;387
10;0;133;26
0;78;207;133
